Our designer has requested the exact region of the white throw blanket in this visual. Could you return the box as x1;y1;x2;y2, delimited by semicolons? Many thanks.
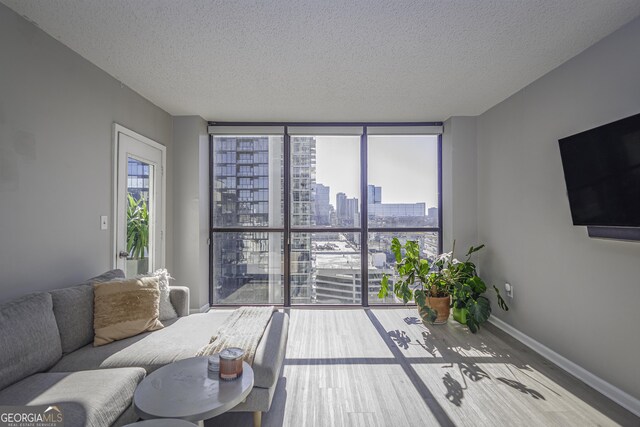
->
196;306;276;365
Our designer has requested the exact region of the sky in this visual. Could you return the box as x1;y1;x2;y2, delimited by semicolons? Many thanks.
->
314;135;439;208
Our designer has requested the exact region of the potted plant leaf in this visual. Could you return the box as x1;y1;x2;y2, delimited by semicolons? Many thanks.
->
378;238;451;324
445;243;509;333
126;193;149;276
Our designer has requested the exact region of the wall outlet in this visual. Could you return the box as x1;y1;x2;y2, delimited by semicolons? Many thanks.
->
100;215;108;230
505;282;513;299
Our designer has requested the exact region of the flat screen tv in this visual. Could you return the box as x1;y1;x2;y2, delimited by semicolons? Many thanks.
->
558;112;640;228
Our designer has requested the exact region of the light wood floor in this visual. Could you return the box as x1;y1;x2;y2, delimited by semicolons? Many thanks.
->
207;308;639;426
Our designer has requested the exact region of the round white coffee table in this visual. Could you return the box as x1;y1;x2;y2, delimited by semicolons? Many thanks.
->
133;357;254;426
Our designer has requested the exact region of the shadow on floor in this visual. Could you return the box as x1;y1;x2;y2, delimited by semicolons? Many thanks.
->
497;377;545;400
372;310;636;425
372;310;549;408
365;309;457;427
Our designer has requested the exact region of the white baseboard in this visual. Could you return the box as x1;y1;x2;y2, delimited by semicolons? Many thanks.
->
189;303;210;314
488;316;640;417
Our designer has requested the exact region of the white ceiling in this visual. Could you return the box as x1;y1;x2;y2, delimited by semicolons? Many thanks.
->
3;0;640;122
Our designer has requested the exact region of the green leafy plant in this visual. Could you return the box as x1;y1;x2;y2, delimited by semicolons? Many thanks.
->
126;194;148;259
444;243;509;333
378;238;509;332
378;238;448;324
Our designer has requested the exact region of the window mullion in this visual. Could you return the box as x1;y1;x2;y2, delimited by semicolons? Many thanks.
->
209;135;214;307
438;134;443;254
360;127;369;307
284;127;291;307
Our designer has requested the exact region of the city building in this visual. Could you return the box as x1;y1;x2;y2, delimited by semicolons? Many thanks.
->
336;192;359;227
335;192;347;220
126;158;150;202
428;207;438;220
290;137;317;303
368;202;426;218
367;184;382;204
313;183;331;226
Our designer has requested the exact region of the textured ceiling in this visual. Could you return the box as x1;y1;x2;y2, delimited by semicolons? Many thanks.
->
3;0;640;122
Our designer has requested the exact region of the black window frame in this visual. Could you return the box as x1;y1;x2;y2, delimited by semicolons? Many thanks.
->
209;122;443;307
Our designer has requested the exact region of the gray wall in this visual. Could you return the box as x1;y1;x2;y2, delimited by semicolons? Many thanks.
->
476;17;640;398
172;116;209;310
0;4;174;302
442;116;478;255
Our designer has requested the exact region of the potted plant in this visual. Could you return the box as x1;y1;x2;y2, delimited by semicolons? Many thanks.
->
378;238;451;325
442;243;509;333
126;193;149;276
378;239;510;332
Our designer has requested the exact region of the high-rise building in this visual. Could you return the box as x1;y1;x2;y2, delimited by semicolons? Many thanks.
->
346;197;360;227
313;183;331;226
336;192;347;219
290;137;317;303
336;192;359;227
367;184;382;204
365;185;434;227
368;202;426;218
427;207;439;226
127;158;150;202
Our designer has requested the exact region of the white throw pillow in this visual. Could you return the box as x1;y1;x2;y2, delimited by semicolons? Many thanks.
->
139;269;177;321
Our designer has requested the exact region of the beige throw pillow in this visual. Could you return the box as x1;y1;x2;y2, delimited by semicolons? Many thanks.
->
93;277;164;347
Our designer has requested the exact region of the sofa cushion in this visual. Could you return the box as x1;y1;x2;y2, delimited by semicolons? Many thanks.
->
169;286;190;317
50;311;229;373
0;292;62;390
50;310;289;389
50;269;126;354
0;368;145;427
93;277;164;346
252;311;289;389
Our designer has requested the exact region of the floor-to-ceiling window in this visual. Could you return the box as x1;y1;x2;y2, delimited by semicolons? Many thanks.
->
289;128;362;304
211;130;285;304
366;130;440;305
210;124;442;306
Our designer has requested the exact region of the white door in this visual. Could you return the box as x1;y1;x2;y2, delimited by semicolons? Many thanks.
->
114;124;166;276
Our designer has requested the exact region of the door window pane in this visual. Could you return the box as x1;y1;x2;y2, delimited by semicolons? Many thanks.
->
126;157;152;276
368;136;439;228
291;232;361;304
368;232;439;304
291;136;360;228
213;136;284;227
212;232;284;304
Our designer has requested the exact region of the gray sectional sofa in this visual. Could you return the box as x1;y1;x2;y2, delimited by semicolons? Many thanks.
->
0;269;289;427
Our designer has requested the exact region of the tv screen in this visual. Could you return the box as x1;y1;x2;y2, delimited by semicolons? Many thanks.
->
559;112;640;227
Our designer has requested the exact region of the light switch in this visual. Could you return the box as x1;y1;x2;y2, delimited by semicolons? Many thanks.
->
100;216;108;230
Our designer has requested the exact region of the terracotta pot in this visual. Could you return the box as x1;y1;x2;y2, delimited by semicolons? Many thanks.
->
418;296;450;325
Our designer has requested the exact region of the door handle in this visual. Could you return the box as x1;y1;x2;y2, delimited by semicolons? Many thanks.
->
118;251;129;259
